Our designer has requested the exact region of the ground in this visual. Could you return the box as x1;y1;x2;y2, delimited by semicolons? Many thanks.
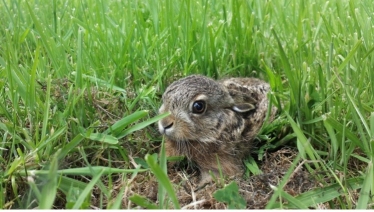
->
117;147;346;209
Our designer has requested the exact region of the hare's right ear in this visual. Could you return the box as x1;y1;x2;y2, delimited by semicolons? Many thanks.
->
225;87;257;113
232;103;255;113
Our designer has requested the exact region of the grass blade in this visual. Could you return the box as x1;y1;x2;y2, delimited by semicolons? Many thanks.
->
41;75;52;140
108;186;126;209
72;168;105;209
337;40;362;72
129;194;158;209
145;153;180;209
27;43;39;111
57;133;85;160
21;166;147;176
85;132;118;144
58;176;89;195
117;112;170;139
285;112;319;168
325;117;364;150
356;161;373;209
104;110;148;135
323;119;338;160
25;1;57;66
157;139;167;207
275;177;363;208
272;187;308;209
39;153;59;209
78;73;128;93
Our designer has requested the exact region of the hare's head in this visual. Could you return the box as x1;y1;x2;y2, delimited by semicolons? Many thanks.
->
158;75;255;143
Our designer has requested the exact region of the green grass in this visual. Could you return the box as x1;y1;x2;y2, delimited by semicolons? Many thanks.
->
0;0;373;209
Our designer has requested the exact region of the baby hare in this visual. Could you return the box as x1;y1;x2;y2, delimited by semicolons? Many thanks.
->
158;75;277;184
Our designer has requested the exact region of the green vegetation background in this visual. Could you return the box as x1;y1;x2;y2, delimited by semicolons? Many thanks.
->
0;0;373;209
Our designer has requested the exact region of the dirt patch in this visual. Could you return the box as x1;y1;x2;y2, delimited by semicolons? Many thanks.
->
125;147;320;209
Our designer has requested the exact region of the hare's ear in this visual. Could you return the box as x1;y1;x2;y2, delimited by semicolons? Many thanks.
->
225;88;256;113
232;103;255;113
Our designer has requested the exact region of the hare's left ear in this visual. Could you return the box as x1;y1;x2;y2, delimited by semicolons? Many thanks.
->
232;103;255;113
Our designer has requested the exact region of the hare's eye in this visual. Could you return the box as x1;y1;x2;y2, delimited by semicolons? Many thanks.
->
192;101;206;114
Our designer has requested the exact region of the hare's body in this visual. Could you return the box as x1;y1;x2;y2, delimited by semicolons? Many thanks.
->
158;75;276;182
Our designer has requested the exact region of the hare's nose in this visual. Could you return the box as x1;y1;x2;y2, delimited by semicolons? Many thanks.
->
164;121;174;129
159;118;174;134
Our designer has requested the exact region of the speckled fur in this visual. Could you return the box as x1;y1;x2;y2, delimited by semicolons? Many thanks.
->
158;75;277;178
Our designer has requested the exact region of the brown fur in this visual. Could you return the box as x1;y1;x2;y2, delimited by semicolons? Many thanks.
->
158;75;277;179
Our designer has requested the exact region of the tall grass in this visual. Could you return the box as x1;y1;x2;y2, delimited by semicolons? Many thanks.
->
0;0;373;209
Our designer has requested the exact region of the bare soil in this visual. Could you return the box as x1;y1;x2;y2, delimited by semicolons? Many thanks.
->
124;147;321;209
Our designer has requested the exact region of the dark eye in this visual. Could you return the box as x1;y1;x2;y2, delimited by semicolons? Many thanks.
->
192;101;206;114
